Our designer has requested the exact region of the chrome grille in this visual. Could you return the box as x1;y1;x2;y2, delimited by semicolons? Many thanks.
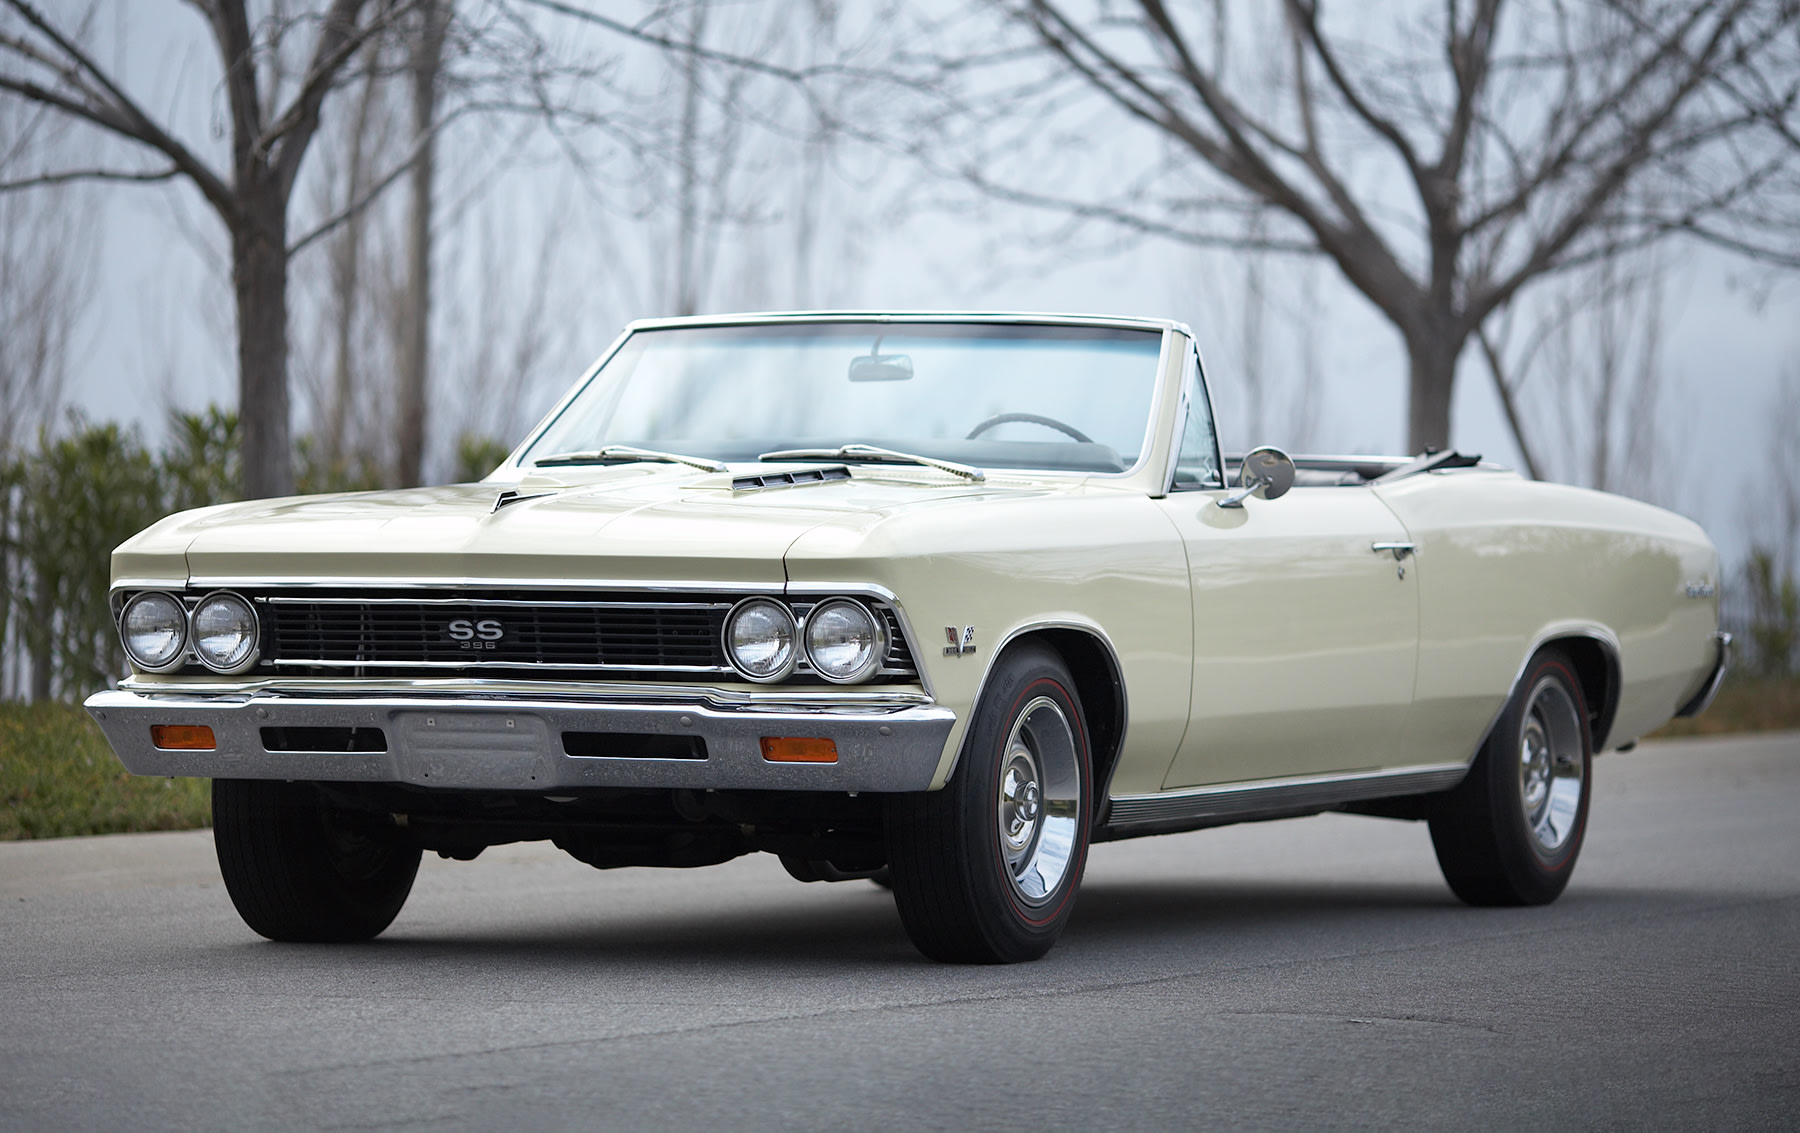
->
263;596;728;671
249;591;919;681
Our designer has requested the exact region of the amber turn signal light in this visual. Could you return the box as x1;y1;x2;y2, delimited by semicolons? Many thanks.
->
150;724;216;750
759;736;838;764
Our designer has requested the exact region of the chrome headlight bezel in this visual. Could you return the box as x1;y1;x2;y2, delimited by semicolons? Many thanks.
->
802;597;888;685
723;596;799;683
189;590;261;674
120;590;191;673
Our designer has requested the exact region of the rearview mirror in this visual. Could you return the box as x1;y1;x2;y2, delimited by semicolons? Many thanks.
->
1218;445;1295;508
848;353;913;382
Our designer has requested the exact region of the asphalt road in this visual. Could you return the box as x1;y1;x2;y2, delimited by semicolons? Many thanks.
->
3;731;1797;1130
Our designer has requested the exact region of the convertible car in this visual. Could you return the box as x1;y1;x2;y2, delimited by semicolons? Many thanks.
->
85;312;1728;963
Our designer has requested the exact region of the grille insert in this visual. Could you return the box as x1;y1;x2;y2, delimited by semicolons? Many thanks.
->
249;591;919;681
263;597;728;671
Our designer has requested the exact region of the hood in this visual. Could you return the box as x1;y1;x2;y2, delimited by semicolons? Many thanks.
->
123;464;1040;587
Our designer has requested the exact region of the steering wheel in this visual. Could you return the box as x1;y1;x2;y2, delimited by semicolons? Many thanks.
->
965;412;1094;444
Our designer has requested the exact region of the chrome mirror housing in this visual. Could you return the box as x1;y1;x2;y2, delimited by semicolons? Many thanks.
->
1218;446;1296;508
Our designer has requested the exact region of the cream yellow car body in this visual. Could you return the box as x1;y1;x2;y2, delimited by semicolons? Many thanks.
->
91;315;1722;821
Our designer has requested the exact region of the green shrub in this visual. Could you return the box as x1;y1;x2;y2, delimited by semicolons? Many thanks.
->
0;701;210;839
1743;548;1798;677
455;433;512;482
1;408;242;702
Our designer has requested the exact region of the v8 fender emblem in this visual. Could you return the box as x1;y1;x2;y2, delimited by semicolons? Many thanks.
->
943;625;977;657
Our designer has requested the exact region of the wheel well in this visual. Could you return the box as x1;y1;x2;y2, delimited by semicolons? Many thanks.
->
1545;635;1621;751
1010;628;1126;807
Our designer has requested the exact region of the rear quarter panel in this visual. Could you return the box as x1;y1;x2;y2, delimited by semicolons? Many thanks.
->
1375;471;1720;762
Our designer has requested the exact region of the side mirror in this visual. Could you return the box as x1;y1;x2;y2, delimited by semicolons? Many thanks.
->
1217;445;1295;509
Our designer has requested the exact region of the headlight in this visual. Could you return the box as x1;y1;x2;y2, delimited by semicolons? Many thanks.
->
803;598;886;683
724;598;797;682
191;591;260;673
120;591;189;671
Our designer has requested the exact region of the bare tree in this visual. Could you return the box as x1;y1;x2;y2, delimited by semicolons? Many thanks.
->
0;102;87;455
397;0;450;486
0;0;413;497
907;0;1800;452
0;97;92;700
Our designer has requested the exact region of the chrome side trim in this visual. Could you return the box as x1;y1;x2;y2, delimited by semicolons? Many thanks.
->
1103;762;1468;834
85;689;956;794
1674;631;1732;718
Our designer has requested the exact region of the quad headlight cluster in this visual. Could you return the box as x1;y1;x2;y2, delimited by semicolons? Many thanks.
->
723;596;888;684
118;590;260;675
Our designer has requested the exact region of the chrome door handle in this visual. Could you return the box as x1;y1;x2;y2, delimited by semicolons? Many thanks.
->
1371;542;1416;561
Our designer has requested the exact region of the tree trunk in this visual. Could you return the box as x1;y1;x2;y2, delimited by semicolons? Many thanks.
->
1405;324;1464;455
29;631;51;702
397;0;448;489
233;194;294;500
326;61;381;471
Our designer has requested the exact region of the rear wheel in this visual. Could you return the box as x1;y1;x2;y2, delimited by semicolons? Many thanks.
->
213;779;421;942
1429;648;1592;906
885;643;1092;963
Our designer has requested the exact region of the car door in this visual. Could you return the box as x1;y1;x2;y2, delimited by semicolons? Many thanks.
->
1151;355;1420;787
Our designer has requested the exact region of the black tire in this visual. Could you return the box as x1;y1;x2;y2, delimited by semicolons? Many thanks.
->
213;779;421;942
1428;648;1592;906
885;642;1092;963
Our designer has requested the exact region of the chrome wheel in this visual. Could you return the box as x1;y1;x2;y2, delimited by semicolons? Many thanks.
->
885;642;1092;962
995;695;1081;905
1518;676;1585;856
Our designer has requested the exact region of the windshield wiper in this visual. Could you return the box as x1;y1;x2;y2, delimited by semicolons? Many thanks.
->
533;445;727;473
759;443;985;482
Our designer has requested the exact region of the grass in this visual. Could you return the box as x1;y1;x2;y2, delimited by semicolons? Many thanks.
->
1649;675;1800;739
0;701;210;840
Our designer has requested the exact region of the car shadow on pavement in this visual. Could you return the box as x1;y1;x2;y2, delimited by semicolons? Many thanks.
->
1066;878;1454;939
1064;877;1732;947
198;878;1729;969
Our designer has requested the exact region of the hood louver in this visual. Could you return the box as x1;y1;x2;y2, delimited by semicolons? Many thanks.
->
732;466;852;492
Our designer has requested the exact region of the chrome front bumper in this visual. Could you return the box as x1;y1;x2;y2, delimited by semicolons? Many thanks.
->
84;689;956;793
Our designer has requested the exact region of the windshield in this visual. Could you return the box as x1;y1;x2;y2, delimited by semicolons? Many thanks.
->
520;321;1167;474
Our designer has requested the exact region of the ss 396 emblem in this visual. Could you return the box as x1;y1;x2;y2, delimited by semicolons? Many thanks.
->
447;618;505;649
944;625;977;657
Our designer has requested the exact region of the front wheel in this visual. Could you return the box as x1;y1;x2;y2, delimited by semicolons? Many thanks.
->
1428;648;1592;906
885;643;1092;963
213;779;421;942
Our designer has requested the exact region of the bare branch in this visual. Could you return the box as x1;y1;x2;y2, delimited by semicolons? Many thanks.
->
515;0;812;84
287;100;474;255
0;164;179;192
1284;0;1427;182
0;2;235;217
257;0;412;165
1476;323;1543;480
268;0;374;199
